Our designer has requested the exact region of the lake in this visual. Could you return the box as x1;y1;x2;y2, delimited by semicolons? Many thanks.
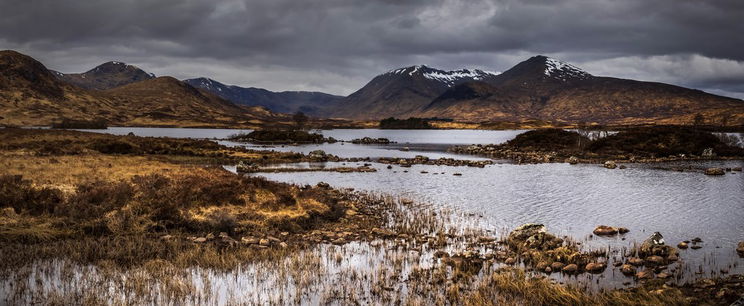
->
85;127;744;283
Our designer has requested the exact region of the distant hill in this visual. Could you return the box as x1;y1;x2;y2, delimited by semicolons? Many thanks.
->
185;77;343;117
0;50;283;127
332;65;499;120
53;61;156;90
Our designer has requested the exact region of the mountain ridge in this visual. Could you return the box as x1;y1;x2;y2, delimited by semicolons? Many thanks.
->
184;77;343;116
0;50;284;127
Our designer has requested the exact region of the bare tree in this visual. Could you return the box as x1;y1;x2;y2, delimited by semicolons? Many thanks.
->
292;111;308;130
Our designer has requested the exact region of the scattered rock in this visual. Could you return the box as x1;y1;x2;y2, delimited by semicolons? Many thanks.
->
733;167;743;172
628;258;645;266
593;225;619;236
604;160;617;169
646;255;665;266
704;168;725;175
677;242;688;249
656;272;671;279
639;232;666;256
691;237;703;243
621;264;635;276
160;235;174;241
259;238;270;246
567;156;579;164
636;269;654;280
194;237;207;243
737;241;744;256
619;165;627;169
618;227;630;234
241;237;258;245
562;264;578;274
691;245;702;250
585;262;606;273
317;182;331;189
550;262;565;271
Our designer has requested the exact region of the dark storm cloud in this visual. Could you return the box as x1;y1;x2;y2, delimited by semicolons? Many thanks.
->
1;0;743;97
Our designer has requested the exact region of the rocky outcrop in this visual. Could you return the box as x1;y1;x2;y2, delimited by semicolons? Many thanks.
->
350;137;393;144
704;168;725;175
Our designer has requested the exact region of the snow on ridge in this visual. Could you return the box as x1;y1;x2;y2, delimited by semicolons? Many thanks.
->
386;65;499;86
544;57;591;81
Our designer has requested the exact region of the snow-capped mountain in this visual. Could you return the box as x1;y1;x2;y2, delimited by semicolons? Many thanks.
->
332;65;501;119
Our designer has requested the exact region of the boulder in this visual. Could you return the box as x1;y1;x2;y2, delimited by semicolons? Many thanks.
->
618;227;630;234
646;255;665;266
593;225;619;236
639;232;666;256
604;161;617;169
656;272;671;279
550;262;565;271
636;269;654;280
309;150;327;159
562;263;578;274
585;262;606;273
621;264;635;276
241;236;259;245
506;223;562;250
704;168;725;175
737;241;744;256
567;156;579;165
677;242;688;249
627;257;645;266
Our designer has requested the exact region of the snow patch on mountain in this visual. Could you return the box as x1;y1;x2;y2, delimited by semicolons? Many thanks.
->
387;65;499;86
544;57;591;81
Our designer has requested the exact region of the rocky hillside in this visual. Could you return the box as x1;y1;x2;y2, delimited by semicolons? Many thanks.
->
0;50;282;127
184;77;343;116
332;65;499;120
53;61;156;90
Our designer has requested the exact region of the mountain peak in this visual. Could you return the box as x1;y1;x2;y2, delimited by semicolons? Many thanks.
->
525;55;591;81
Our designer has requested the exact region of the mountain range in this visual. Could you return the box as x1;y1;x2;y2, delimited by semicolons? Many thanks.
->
183;78;343;116
1;49;742;127
0;50;282;127
332;56;744;125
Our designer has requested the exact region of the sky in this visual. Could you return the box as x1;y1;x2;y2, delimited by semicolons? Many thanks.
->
1;0;743;98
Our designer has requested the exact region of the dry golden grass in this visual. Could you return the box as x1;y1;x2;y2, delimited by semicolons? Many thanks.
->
0;153;198;191
464;268;688;306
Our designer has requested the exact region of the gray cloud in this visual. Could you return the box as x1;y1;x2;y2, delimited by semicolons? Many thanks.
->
1;0;743;97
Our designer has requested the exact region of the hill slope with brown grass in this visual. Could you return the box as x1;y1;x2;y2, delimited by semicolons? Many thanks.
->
53;61;156;90
0;50;285;127
419;56;744;125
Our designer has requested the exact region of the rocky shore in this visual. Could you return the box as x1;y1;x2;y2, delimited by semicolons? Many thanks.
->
378;155;494;168
450;127;744;168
